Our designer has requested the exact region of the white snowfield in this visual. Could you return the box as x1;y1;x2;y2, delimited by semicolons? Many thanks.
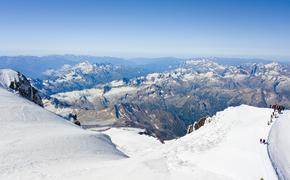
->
104;106;279;180
0;86;288;180
0;88;127;180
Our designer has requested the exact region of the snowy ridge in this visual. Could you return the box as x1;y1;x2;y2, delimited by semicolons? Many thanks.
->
103;105;279;180
163;105;277;179
268;111;290;179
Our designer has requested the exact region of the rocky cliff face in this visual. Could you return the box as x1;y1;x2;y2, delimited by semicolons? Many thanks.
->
113;103;186;140
0;69;43;106
43;59;290;140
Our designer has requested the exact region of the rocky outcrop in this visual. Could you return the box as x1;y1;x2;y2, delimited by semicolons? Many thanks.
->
194;117;210;130
187;124;194;134
0;69;43;106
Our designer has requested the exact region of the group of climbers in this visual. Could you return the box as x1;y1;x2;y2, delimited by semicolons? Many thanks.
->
260;104;286;143
260;138;268;145
270;104;285;114
261;104;286;144
267;104;286;125
268;111;277;125
260;104;286;180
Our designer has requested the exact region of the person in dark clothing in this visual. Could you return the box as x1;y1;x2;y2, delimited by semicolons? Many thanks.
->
278;106;281;113
262;139;266;144
260;139;263;143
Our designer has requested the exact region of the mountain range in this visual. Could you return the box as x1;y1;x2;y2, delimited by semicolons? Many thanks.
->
1;57;290;179
39;58;290;140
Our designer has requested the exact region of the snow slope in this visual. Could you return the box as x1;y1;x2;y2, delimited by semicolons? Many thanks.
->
0;88;127;180
268;110;290;179
103;105;278;180
163;105;277;180
0;85;283;180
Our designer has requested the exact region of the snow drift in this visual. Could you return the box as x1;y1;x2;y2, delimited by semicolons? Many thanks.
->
0;88;127;180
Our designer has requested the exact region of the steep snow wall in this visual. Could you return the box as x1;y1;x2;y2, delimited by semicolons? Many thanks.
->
268;110;290;179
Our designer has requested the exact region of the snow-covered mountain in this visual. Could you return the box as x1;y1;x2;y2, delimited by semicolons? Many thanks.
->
0;55;132;78
0;55;273;79
0;69;43;106
35;61;147;95
1;85;289;179
44;58;290;140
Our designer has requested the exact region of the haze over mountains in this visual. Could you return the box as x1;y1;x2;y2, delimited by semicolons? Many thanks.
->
0;55;280;78
0;55;183;78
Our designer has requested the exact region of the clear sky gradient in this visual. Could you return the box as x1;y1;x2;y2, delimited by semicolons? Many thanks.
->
0;0;290;59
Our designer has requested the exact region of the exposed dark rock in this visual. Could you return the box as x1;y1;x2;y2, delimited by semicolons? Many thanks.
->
194;117;208;130
114;103;186;141
187;124;194;134
0;69;43;106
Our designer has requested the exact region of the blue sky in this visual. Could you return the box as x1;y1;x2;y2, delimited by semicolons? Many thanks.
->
0;0;290;59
